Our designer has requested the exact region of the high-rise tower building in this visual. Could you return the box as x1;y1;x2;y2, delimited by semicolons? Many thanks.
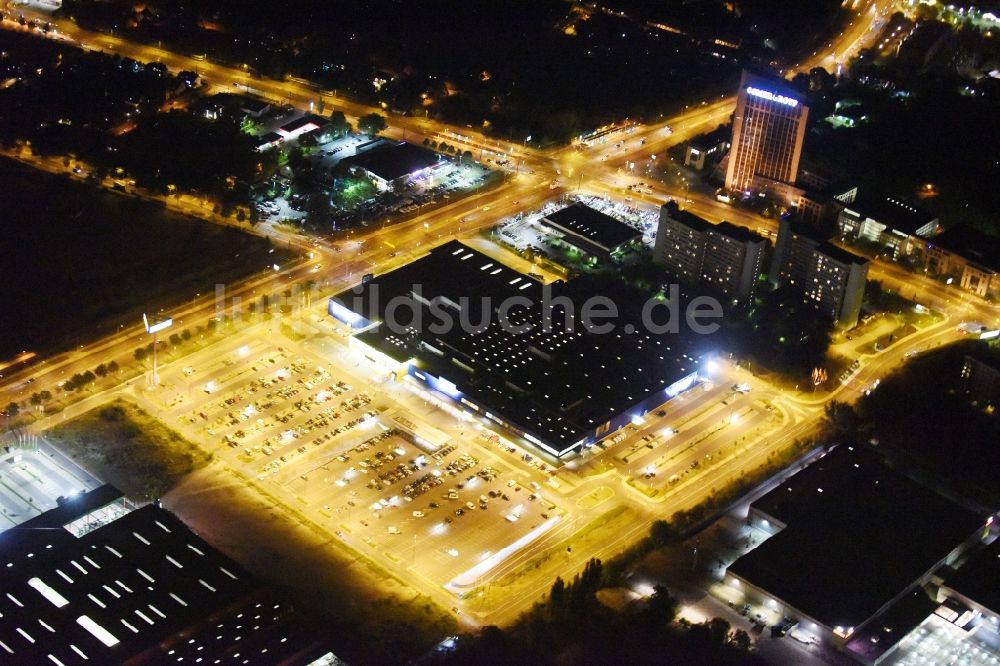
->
725;72;809;193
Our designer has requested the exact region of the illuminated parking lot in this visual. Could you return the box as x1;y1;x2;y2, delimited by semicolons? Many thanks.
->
0;447;98;531
886;614;1000;666
156;331;564;593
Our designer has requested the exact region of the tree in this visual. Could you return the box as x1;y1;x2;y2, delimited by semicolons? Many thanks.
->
134;347;147;361
328;110;350;137
95;363;108;377
822;401;860;442
358;112;387;136
181;329;192;341
306;191;333;228
169;333;182;346
39;390;52;402
730;628;752;651
3;402;18;417
30;393;43;406
650;519;680;546
549;576;566;610
107;361;119;374
635;585;679;632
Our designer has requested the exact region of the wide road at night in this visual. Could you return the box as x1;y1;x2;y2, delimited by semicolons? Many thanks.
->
2;0;994;630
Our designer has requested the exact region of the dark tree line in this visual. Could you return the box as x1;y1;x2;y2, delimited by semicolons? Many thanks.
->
431;555;760;666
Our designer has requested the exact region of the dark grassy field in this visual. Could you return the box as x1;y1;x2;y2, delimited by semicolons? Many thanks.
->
45;399;212;500
0;157;292;358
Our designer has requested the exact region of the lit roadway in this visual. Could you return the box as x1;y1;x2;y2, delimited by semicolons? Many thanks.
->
3;0;993;629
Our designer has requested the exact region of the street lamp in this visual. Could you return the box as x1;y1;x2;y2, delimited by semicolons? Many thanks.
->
143;313;173;388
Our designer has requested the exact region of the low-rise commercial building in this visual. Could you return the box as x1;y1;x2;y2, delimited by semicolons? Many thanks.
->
923;226;1000;299
340;141;444;192
770;218;869;328
837;195;940;260
255;131;284;152
653;201;766;302
725;446;987;657
276;113;330;141
936;537;1000;643
328;240;704;458
684;127;730;171
238;95;272;118
537;202;643;263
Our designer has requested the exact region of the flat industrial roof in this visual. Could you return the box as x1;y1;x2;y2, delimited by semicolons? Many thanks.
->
0;486;327;663
846;195;937;235
340;141;441;182
335;240;703;453
944;538;1000;615
730;445;982;631
689;126;730;151
238;95;271;113
541;202;642;252
279;113;330;134
257;131;282;145
928;226;1000;272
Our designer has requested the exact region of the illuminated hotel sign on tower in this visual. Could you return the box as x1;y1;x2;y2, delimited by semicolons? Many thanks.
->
745;86;799;107
725;72;809;193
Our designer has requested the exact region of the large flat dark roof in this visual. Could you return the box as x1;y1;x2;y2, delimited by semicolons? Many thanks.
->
848;195;938;235
929;226;1000;272
541;202;642;252
944;538;1000;615
0;488;327;664
730;446;982;631
689;126;730;150
279;113;330;134
334;240;702;454
341;141;440;182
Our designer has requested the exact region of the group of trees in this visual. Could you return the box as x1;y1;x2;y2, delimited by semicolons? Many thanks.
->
0;34;275;211
421;138;474;160
437;559;757;665
725;285;834;381
63;360;121;392
0;359;125;417
133;328;195;362
114;110;270;204
820;340;1000;505
357;112;387;136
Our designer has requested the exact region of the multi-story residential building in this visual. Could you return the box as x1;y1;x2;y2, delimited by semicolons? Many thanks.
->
654;201;767;302
770;218;869;328
725;72;809;193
